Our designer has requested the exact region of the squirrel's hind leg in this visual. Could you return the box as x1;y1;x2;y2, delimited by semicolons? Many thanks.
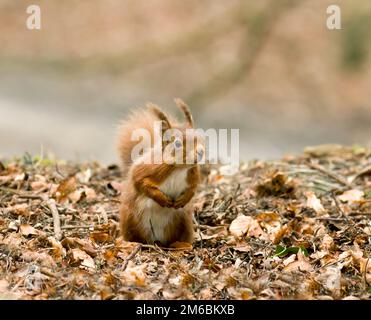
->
119;203;148;244
166;210;194;245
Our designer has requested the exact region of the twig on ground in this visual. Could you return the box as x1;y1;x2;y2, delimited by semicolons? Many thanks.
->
306;162;351;187
122;244;141;271
0;187;41;199
61;225;92;230
42;196;63;241
332;192;346;218
40;267;58;278
0;187;63;240
349;212;371;216
315;217;347;222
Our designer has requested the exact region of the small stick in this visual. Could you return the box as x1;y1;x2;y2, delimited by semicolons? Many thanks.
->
43;196;62;241
0;187;41;199
306;162;351;187
315;217;346;222
122;244;141;271
0;187;63;240
331;192;346;218
40;267;58;278
348;211;371;216
61;225;91;230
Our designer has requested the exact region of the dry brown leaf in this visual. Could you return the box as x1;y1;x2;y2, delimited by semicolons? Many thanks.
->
19;224;38;237
21;250;56;268
283;259;313;272
230;215;268;240
68;189;83;203
109;181;123;193
230;215;250;238
70;248;96;271
316;295;334;300
76;168;92;184
350;243;371;284
14;173;26;181
338;189;364;203
0;175;12;184
233;244;252;253
47;236;66;259
90;231;111;244
282;254;296;266
83;187;97;200
70;187;97;203
283;252;313;272
8;203;30;216
2;233;22;250
195;232;220;241
305;191;326;215
30;181;48;191
342;296;360;300
320;234;334;251
199;288;213;299
272;225;288;244
256;211;280;223
62;237;98;257
247;220;268;240
168;275;182;286
0;279;22;300
116;239;140;253
239;288;255;300
169;241;193;250
310;250;328;260
316;266;342;297
120;261;147;287
55;176;77;203
103;249;117;265
352;166;371;182
100;289;115;300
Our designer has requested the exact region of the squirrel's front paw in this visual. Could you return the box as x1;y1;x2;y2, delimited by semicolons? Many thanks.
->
157;195;174;208
173;196;189;209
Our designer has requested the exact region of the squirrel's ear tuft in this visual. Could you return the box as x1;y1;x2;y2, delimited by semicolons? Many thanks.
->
174;98;194;128
147;102;171;129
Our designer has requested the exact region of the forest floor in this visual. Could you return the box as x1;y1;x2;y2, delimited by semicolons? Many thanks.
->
0;145;370;300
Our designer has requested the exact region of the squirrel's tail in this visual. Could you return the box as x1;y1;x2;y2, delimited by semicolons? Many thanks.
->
117;99;194;177
117;103;177;177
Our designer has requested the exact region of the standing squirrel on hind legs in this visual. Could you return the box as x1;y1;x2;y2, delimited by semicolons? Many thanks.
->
117;99;205;247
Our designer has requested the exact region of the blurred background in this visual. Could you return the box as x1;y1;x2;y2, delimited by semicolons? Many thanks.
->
0;0;370;164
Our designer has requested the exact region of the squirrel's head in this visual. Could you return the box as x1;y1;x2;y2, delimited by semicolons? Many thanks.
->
148;99;205;167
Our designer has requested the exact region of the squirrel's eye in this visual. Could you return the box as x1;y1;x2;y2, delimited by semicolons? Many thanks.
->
174;139;182;149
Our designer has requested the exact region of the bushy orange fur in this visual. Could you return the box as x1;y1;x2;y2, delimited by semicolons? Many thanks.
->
117;100;202;246
117;109;174;178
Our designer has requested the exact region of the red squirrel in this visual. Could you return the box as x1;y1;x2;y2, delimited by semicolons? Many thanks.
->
117;99;205;246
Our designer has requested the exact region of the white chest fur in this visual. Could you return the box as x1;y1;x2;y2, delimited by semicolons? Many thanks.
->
159;168;188;199
138;168;189;243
